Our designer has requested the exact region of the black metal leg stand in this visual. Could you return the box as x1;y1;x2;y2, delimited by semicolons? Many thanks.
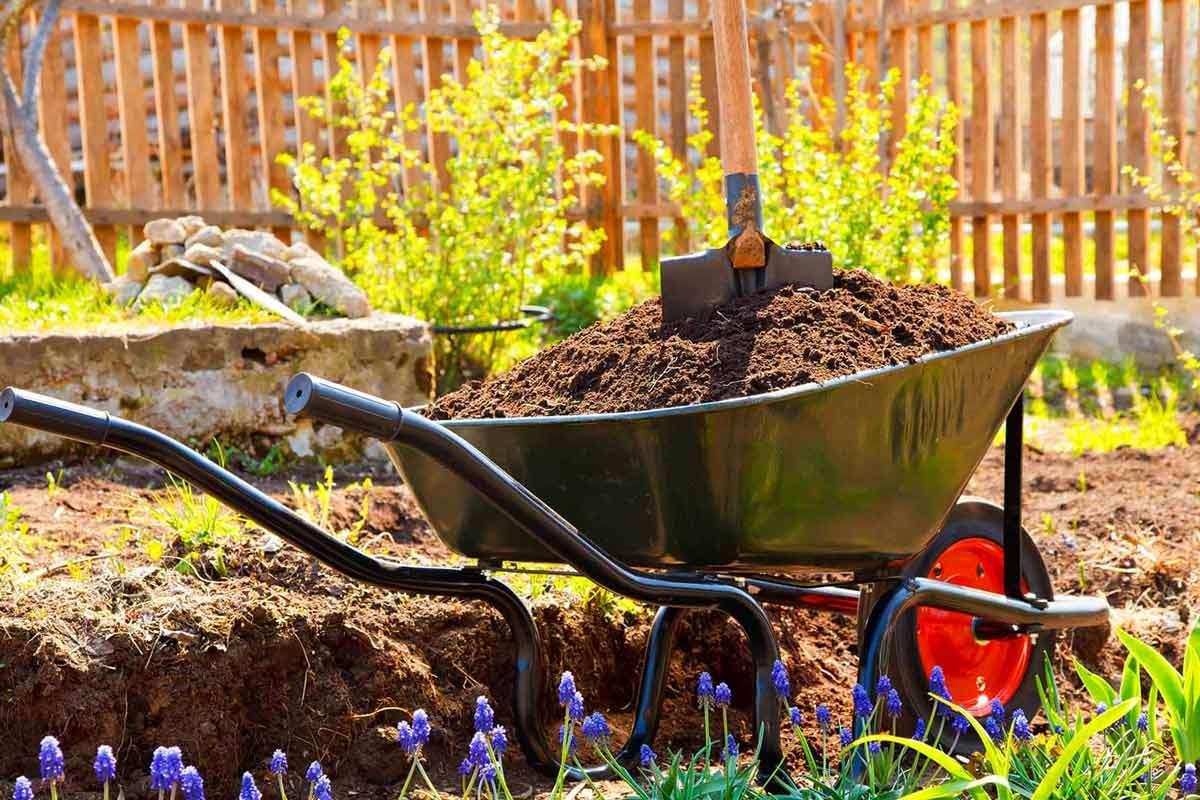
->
1003;392;1024;600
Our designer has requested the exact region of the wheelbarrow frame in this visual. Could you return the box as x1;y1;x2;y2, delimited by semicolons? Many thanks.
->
0;380;1109;780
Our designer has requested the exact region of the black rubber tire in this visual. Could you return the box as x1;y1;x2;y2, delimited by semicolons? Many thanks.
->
886;498;1055;754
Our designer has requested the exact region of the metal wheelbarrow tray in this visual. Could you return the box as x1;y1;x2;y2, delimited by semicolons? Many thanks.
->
0;307;1109;782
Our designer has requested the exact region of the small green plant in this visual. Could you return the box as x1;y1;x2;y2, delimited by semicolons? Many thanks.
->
288;466;373;543
44;469;64;501
1126;82;1200;254
633;64;958;283
0;490;34;587
277;11;616;387
1118;619;1200;767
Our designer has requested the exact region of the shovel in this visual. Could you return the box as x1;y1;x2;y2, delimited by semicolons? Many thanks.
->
659;0;833;323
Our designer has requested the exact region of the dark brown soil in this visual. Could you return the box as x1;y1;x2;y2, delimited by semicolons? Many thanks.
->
429;269;1012;419
1;437;1196;799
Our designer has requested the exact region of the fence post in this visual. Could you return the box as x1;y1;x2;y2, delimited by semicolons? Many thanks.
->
998;14;1020;299
1029;12;1050;303
72;11;117;264
1061;8;1084;297
1125;0;1149;296
1092;2;1116;300
579;0;622;273
633;0;658;269
1160;0;1185;296
35;8;72;275
4;30;32;272
969;15;992;298
114;13;153;246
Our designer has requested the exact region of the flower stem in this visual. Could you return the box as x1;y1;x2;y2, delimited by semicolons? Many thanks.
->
397;758;418;800
414;759;441;800
702;705;711;775
278;775;289;800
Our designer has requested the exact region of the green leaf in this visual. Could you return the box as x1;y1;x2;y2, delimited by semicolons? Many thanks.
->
1075;658;1120;706
1120;654;1143;728
1116;627;1185;719
898;775;1010;800
850;734;974;783
1031;698;1137;800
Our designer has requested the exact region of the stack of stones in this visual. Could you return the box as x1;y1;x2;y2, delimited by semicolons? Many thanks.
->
104;216;371;319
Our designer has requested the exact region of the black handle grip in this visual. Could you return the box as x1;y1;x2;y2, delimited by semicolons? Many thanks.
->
284;373;405;441
0;387;112;446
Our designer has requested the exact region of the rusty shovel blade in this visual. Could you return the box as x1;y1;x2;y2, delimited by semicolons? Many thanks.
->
660;240;834;323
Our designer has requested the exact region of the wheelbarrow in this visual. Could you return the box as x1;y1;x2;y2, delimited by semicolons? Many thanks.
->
0;308;1108;778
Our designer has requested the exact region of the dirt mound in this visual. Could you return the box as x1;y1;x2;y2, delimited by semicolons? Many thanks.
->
429;269;1011;419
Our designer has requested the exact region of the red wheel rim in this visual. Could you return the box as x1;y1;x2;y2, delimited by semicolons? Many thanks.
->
916;537;1032;717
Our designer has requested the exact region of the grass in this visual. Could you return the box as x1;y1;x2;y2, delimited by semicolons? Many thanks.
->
0;238;274;334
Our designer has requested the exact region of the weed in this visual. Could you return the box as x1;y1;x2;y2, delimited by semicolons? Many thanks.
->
0;491;34;587
288;466;372;543
44;469;64;501
132;475;247;577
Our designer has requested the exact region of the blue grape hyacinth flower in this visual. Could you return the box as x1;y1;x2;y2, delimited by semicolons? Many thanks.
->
951;711;970;735
838;727;852;747
304;763;323;784
468;732;490;768
1012;709;1032;742
558;672;577;706
868;740;882;755
568;691;585;722
412;710;431;748
697;672;715;707
397;722;417;755
14;778;33;800
40;736;65;784
816;704;831;730
1137;711;1149;732
491;726;508;756
771;661;791;699
150;747;170;793
1182;764;1197;796
875;675;892;699
913;718;927;740
885;688;903;718
180;767;205;800
723;735;738;763
270;751;288;776
789;707;803;727
94;745;117;784
639;744;656;768
240;773;262;800
474;696;495;734
312;775;332;800
457;758;473;778
581;712;610;745
714;683;732;708
852;684;872;718
989;698;1006;726
984;716;1003;742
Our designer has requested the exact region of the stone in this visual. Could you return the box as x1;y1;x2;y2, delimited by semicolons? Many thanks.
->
177;215;207;237
284;241;320;262
134;274;195;309
0;313;433;466
125;240;158;282
183;243;222;266
279;283;312;312
228;245;292;292
161;243;184;262
152;258;215;282
290;254;371;318
186;225;225;249
144;218;187;245
206;280;240;308
220;229;290;262
102;277;144;309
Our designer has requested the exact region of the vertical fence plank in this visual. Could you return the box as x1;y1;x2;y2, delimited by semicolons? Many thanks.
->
946;15;963;290
72;11;117;265
552;0;580;173
1061;8;1083;296
114;15;153;245
915;0;931;81
1092;1;1116;300
36;10;72;274
184;0;223;209
998;15;1020;299
667;0;687;254
697;0;719;158
289;0;328;251
578;0;621;272
1125;0;1149;296
419;0;450;189
4;31;31;271
632;0;658;268
887;0;909;153
218;0;253;211
861;0;879;85
253;1;290;239
386;0;424;193
1160;0;1184;296
451;0;473;82
151;0;185;209
356;0;382;84
322;0;349;166
1029;12;1050;303
969;16;991;297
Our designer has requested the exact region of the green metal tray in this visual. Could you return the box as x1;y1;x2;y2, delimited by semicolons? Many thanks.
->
385;310;1070;573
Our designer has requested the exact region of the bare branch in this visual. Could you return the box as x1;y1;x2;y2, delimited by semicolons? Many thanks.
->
22;0;59;112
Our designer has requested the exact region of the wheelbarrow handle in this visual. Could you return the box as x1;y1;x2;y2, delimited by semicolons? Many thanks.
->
0;387;111;445
284;372;403;441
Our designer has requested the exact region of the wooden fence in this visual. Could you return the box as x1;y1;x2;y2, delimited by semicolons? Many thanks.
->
0;0;1197;303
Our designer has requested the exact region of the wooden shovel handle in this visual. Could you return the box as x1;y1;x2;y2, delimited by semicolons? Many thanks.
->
711;0;756;178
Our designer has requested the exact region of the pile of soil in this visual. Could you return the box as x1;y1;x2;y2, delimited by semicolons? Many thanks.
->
430;269;1012;419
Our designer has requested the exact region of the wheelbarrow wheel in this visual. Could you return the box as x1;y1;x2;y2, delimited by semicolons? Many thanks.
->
888;497;1054;753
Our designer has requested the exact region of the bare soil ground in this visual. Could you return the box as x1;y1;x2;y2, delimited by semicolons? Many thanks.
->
1;436;1196;799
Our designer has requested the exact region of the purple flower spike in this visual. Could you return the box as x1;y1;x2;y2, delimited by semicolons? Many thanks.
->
457;759;473;777
313;775;332;800
473;696;495;734
180;767;205;800
714;683;732;708
1182;764;1197;796
989;698;1005;726
951;712;970;735
639;744;656;767
13;778;33;800
160;747;183;788
304;763;323;783
558;672;577;706
397;722;417;755
816;704;831;729
789;707;803;727
468;732;490;768
723;735;738;762
852;684;872;718
239;773;262;800
1012;709;1032;742
491;726;508;756
771;661;791;699
150;747;171;792
270;751;288;777
39;736;65;783
913;718;927;740
480;763;498;786
984;716;1003;742
581;712;610;743
94;745;117;784
412;710;431;747
838;728;852;747
875;675;892;699
568;691;585;722
868;741;882;755
697;673;715;705
1137;712;1149;732
885;688;903;718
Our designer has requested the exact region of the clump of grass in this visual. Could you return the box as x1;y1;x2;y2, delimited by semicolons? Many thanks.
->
0;490;35;588
288;465;372;544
